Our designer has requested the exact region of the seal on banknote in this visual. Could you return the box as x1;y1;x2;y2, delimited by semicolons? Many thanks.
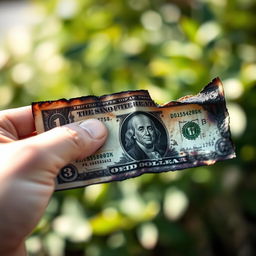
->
182;121;201;140
120;111;168;160
215;138;233;156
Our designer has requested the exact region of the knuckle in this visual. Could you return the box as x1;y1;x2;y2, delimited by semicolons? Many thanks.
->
62;126;87;155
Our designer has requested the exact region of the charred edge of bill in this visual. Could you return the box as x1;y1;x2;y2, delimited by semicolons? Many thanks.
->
31;102;39;120
198;77;224;100
161;77;223;107
32;77;223;111
203;77;223;95
54;153;236;191
160;76;235;158
204;78;236;157
31;89;155;109
207;78;236;154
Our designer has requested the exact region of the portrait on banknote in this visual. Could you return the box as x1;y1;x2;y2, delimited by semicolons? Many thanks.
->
120;111;168;160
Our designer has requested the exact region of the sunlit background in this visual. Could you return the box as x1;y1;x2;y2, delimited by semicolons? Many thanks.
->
0;0;255;255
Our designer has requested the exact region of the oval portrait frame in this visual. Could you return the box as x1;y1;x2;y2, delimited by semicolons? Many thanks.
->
120;111;169;160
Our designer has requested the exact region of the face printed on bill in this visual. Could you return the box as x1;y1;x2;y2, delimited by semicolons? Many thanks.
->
131;114;156;148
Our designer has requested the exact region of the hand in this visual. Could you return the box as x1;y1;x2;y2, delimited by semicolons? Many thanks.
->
0;106;108;256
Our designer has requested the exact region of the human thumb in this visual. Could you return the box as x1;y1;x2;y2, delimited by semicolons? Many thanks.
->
17;119;108;174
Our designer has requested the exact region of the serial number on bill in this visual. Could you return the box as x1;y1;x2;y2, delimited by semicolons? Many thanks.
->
170;109;202;118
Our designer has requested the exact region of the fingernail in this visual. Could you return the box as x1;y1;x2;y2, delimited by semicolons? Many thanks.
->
79;119;107;139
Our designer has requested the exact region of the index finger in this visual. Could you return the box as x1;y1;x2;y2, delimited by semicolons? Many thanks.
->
0;106;36;139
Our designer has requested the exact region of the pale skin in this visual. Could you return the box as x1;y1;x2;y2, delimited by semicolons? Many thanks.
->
0;106;108;256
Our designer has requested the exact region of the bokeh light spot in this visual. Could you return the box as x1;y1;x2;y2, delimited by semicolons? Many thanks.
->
102;207;118;220
242;64;256;83
223;78;244;100
160;4;181;23
227;103;247;138
0;85;13;108
53;215;92;242
56;0;78;19
164;187;189;221
137;222;158;250
222;166;241;191
45;233;65;256
11;63;33;84
141;10;162;31
128;0;149;11
120;195;145;218
196;21;221;45
84;183;105;203
107;232;125;249
7;26;32;56
0;49;8;69
121;37;144;55
26;236;42;255
34;41;58;62
238;44;256;62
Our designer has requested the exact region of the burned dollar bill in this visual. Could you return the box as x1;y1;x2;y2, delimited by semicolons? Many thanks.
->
32;77;235;190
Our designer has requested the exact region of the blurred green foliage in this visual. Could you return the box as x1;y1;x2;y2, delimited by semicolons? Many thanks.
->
1;0;256;255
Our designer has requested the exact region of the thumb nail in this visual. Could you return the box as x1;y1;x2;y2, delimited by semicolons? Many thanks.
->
79;119;107;139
